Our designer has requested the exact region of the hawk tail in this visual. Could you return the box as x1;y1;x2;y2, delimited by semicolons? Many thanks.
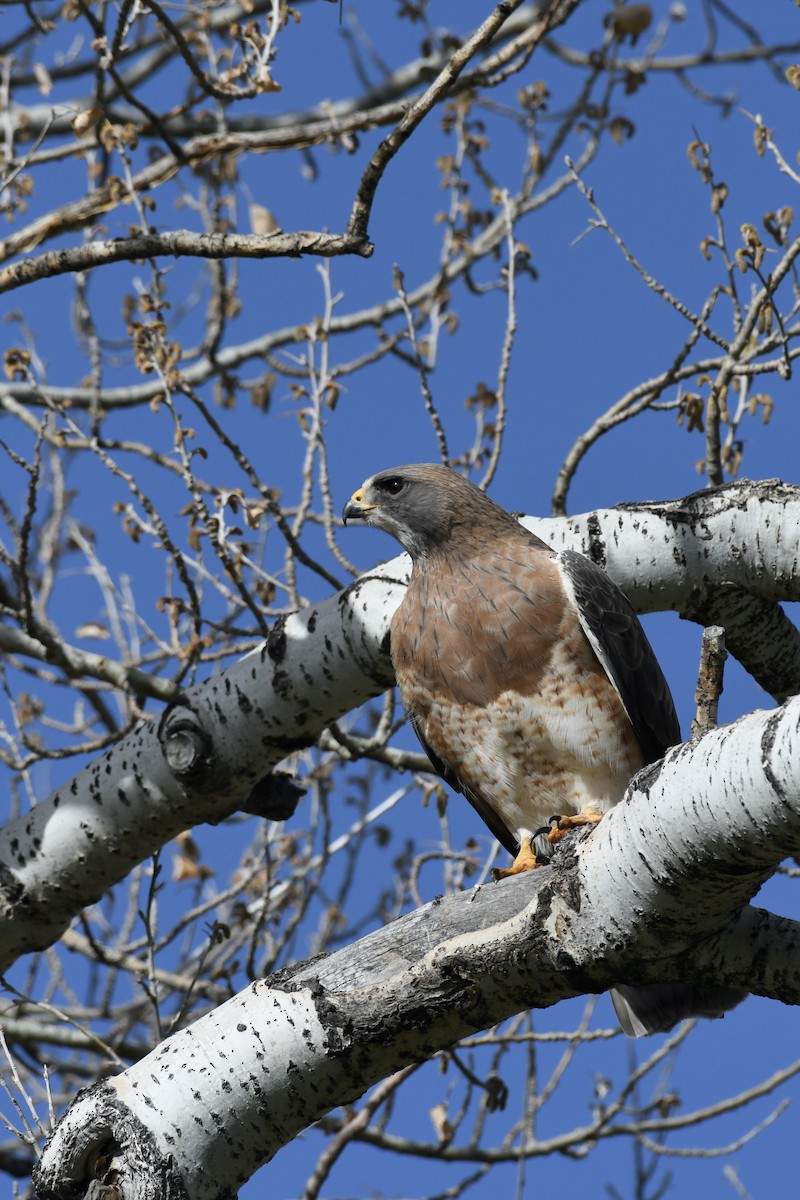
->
610;983;748;1038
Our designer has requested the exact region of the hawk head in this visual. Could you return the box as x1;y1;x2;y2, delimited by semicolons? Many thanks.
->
343;463;506;560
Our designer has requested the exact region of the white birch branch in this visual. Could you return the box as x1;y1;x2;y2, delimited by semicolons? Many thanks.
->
1;480;798;973
530;479;800;698
33;696;800;1200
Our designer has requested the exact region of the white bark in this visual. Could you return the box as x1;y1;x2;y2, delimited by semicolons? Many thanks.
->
34;697;800;1200
527;479;800;602
2;479;799;973
0;571;403;971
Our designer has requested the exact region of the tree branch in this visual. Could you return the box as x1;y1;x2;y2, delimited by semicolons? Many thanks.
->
33;695;800;1199
2;480;799;973
0;230;371;295
347;0;547;241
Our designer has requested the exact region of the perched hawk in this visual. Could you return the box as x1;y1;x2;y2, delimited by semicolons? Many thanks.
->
343;463;746;1036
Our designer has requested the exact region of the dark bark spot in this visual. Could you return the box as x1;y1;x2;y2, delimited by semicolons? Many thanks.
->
262;733;314;755
760;708;787;803
267;618;288;663
0;861;26;906
586;511;606;567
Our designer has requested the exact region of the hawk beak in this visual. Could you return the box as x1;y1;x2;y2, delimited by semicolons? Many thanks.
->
342;487;375;525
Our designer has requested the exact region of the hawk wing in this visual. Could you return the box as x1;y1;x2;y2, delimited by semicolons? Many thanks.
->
407;710;519;855
557;549;681;763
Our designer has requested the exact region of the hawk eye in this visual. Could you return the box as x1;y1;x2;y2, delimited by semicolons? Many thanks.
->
378;476;404;496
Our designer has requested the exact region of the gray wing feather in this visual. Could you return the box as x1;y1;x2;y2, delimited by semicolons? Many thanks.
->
558;550;681;762
557;554;747;1037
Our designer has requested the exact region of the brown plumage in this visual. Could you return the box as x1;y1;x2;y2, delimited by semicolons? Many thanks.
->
391;536;646;855
343;463;747;1035
344;464;674;854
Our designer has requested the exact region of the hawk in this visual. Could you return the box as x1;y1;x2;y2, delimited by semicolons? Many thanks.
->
343;463;746;1036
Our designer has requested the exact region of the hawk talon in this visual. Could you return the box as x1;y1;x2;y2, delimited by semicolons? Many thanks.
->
532;825;555;865
546;812;569;846
546;809;604;845
492;835;541;879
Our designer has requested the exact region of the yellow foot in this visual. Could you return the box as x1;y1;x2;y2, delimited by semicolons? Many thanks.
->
547;808;603;846
492;837;540;881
